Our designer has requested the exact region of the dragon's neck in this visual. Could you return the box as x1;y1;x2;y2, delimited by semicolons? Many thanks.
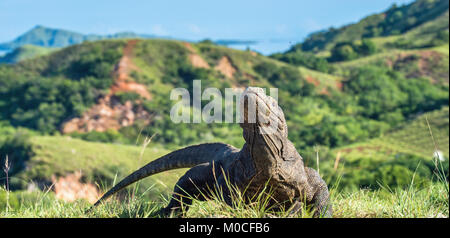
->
244;126;285;170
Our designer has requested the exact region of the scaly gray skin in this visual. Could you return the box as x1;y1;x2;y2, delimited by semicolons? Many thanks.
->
89;87;332;217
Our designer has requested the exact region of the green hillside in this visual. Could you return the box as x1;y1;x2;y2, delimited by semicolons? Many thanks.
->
311;107;449;190
300;0;449;52
333;47;449;84
0;37;447;192
2;38;446;149
0;45;56;64
24;136;183;200
0;125;184;198
335;107;449;160
272;0;449;73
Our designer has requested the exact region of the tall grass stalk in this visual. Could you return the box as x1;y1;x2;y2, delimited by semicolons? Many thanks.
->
132;133;157;200
3;155;10;213
425;116;449;194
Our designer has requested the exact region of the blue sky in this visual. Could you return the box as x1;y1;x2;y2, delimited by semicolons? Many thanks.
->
1;0;414;53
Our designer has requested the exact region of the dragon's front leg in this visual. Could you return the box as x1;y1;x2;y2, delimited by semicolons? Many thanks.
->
160;161;224;217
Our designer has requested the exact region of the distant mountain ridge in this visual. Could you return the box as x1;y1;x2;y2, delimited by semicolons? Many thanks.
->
0;25;259;53
0;25;160;51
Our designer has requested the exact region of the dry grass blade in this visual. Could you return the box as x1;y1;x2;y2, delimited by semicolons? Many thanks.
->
425;116;449;194
3;155;10;192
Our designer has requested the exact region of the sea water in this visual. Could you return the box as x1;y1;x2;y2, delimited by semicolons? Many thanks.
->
223;39;298;55
0;49;11;57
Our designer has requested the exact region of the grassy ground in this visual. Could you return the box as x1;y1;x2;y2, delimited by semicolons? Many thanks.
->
12;135;187;201
0;110;448;218
1;181;447;218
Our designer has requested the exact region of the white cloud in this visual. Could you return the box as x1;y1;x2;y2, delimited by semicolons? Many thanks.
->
187;24;201;34
274;24;287;34
301;19;323;32
151;24;168;35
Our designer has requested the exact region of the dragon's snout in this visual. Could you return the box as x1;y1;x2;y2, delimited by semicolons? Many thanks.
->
240;87;287;136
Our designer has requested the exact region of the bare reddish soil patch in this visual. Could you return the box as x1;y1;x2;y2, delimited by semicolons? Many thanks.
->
215;56;236;78
305;76;320;86
111;39;151;99
52;171;100;204
335;81;343;90
62;97;150;133
183;42;195;52
184;42;210;69
189;54;210;69
416;51;447;82
319;88;330;96
388;50;448;83
340;145;385;154
305;75;332;95
62;40;152;133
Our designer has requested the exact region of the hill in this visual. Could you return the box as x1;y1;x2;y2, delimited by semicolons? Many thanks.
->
0;37;447;193
0;25;158;51
271;0;449;76
0;37;446;148
0;38;334;148
300;0;449;53
0;45;56;64
333;47;449;85
265;0;449;193
307;107;448;191
335;107;449;160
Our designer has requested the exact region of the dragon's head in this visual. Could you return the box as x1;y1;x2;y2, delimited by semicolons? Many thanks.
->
239;87;288;157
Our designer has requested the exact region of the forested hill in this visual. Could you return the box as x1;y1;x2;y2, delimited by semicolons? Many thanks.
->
0;36;446;147
300;0;449;52
271;0;449;85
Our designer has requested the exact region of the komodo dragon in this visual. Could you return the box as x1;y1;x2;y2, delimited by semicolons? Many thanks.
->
89;87;332;217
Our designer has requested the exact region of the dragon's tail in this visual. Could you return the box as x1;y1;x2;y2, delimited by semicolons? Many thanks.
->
88;143;236;212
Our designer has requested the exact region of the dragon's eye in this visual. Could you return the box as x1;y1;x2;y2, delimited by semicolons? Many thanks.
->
278;122;284;130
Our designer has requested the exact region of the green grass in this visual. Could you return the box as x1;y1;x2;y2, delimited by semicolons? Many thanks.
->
12;135;187;201
1;181;447;218
333;49;408;71
298;66;342;92
432;43;449;55
332;183;448;218
1;130;448;218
